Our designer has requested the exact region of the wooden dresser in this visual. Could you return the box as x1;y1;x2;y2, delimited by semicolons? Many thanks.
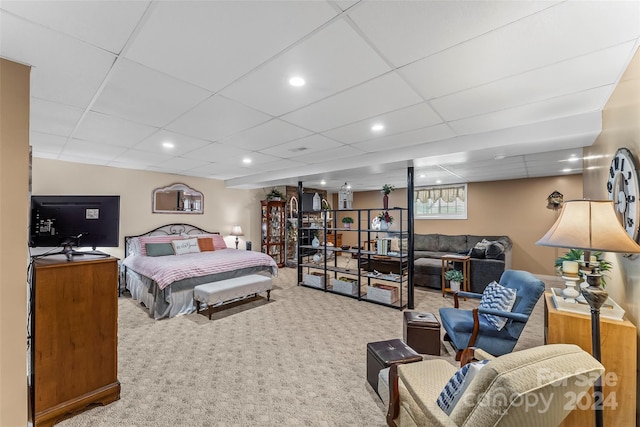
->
544;293;636;427
31;256;120;427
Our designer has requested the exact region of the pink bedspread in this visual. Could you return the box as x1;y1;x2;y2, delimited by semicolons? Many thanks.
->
122;249;278;290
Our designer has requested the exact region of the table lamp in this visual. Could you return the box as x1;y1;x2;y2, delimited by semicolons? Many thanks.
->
536;199;640;427
230;225;244;250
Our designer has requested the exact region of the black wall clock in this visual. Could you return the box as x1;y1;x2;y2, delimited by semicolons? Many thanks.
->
607;147;640;242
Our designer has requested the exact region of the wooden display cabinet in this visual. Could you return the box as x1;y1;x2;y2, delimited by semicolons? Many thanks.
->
261;200;286;267
544;293;636;427
31;256;120;427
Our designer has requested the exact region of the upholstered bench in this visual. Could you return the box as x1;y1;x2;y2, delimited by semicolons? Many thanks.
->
193;274;272;320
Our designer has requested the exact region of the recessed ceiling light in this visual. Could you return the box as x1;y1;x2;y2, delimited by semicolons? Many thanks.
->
320;180;326;185
419;174;426;178
162;141;174;149
436;179;442;184
346;184;351;189
289;76;305;87
562;168;572;173
371;124;384;132
242;157;252;164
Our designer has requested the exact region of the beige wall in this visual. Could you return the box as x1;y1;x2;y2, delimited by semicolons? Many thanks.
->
31;159;265;258
345;175;583;275
582;46;640;416
0;59;29;426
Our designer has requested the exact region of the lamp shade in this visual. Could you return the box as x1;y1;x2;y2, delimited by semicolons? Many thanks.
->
230;225;244;236
536;199;640;253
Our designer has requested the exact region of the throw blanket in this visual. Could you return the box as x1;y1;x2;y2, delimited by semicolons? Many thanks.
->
122;249;278;290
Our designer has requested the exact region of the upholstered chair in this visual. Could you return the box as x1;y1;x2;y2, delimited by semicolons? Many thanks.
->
439;270;545;360
386;344;604;427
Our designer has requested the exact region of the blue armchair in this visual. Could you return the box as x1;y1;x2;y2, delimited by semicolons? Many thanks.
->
439;270;545;360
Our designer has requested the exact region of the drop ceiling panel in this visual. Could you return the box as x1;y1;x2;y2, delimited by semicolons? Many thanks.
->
448;86;614;135
124;1;338;92
30;99;84;137
133;130;211;155
259;134;345;158
0;12;115;108
220;19;391;116
152;156;212;173
400;1;640;100
110;148;173;166
166;95;271;142
322;102;442;144
281;72;422;132
218;119;312;151
431;42;636;122
349;1;555;67
29;132;66;155
288;145;365;163
353;124;455;153
247;158;309;173
0;0;150;54
92;59;212;127
74;111;158;148
61;139;127;161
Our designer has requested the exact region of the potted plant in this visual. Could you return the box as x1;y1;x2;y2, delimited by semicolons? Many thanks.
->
444;269;464;292
376;211;394;230
381;184;395;209
266;188;285;201
341;216;354;229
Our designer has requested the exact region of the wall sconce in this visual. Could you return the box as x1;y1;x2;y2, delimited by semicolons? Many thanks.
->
546;191;563;210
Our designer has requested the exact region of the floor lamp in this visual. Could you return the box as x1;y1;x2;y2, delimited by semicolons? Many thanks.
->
536;200;640;427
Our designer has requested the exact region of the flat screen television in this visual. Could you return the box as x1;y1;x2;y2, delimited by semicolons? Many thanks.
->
29;195;120;249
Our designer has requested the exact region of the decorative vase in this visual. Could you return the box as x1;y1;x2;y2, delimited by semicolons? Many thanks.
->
343;223;351;229
450;281;460;292
383;194;389;209
380;221;389;231
312;236;320;248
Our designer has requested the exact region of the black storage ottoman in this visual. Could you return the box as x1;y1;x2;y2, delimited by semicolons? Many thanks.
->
366;339;422;396
403;311;441;355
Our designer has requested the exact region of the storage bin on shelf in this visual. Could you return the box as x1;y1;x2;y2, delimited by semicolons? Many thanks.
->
304;272;327;288
332;277;359;295
367;283;399;304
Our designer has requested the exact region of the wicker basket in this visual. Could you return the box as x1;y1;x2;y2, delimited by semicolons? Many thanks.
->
366;283;399;304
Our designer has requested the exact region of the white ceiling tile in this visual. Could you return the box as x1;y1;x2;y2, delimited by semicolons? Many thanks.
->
61;139;127;161
167;95;271;142
153;157;212;173
289;145;366;163
134;130;211;156
249;159;310;172
92;58;212;127
74;111;159;148
322;103;442;144
0;11;115;108
259;134;344;158
30;98;84;136
110;148;173;166
281;72;423;132
0;1;150;53
57;154;110;166
349;1;555;67
430;43;636;121
352;124;455;153
448;86;614;135
124;1;338;92
400;1;640;100
221;19;391;116
29;131;66;155
218;119;312;151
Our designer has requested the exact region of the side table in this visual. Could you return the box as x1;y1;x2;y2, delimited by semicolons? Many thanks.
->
441;254;470;296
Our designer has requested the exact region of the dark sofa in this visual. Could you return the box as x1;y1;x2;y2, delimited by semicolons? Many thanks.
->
412;234;512;293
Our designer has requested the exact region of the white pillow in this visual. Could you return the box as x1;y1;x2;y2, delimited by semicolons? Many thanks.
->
479;281;517;331
436;360;489;415
171;238;200;255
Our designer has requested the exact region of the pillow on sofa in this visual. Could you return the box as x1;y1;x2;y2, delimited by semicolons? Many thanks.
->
468;239;489;258
485;241;505;259
479;281;517;330
436;359;490;415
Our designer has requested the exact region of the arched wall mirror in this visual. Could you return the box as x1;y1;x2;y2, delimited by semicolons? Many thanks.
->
153;183;203;214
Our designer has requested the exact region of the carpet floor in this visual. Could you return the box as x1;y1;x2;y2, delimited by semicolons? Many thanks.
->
57;265;559;427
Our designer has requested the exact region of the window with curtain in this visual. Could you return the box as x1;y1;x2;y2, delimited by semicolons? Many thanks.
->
414;184;467;219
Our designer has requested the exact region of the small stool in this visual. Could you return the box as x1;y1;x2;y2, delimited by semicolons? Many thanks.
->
403;311;441;355
366;339;422;397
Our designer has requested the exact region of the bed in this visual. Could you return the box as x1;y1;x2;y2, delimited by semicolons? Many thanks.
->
122;223;278;319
